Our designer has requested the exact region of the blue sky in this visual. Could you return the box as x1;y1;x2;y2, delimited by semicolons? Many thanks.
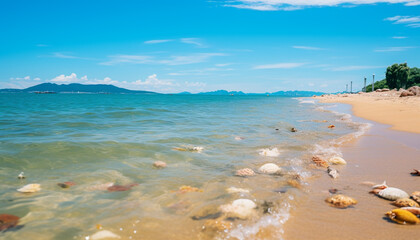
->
1;0;419;93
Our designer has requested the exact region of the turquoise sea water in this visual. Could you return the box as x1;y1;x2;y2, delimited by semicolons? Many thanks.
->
0;94;364;240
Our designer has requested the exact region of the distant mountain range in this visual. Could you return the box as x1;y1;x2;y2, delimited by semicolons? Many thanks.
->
0;83;325;96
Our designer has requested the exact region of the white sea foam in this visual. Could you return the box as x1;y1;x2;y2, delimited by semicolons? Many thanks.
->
258;147;281;157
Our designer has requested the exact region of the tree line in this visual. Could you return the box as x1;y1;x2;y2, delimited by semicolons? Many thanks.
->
365;63;420;92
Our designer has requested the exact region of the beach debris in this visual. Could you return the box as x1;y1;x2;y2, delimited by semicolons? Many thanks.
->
107;183;138;192
17;172;25;180
202;218;232;232
0;214;20;231
219;199;257;219
153;161;167;168
411;169;420;176
312;156;329;168
392;198;420;208
17;184;41;193
385;209;420;225
226;187;250;194
329;188;339;194
328;156;347;165
376;187;410;201
411;191;420;204
91;230;121;240
87;182;114;191
234;136;245;141
325;195;357;208
178;185;203;193
291;127;298;132
327;125;335;129
327;167;339;179
235;168;255;177
258;163;282;175
401;207;420;216
172;146;204;153
258;147;281;157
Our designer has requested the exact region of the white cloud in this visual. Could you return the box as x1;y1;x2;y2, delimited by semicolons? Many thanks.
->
51;73;80;82
144;39;173;44
385;15;420;27
374;46;415;52
293;46;324;50
180;38;206;47
254;62;306;69
392;36;407;39
33;77;41;81
100;53;225;66
215;63;234;67
52;52;80;59
328;65;384;71
223;0;420;11
10;76;31;81
133;74;178;87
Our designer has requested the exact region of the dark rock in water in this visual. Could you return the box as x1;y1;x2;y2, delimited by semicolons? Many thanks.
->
261;201;275;214
275;128;279;131
329;188;339;194
57;183;71;189
107;183;138;192
0;214;20;231
291;127;297;132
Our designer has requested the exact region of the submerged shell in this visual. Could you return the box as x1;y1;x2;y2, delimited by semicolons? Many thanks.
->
401;207;420;216
226;187;250;194
327;167;339;179
235;168;255;177
328;125;335;129
392;198;420;208
153;161;167;168
178;185;203;193
17;184;41;193
258;147;281;157
91;230;121;240
325;195;357;208
219;199;257;219
0;214;20;231
378;187;410;201
258;163;281;174
385;209;420;225
329;156;347;165
312;156;329;168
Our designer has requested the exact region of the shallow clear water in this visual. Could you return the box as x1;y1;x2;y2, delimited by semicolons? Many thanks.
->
0;94;362;240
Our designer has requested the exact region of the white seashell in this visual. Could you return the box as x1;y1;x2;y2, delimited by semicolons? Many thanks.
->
258;163;282;174
328;156;347;165
378;187;409;200
258;148;281;157
91;230;121;240
372;181;387;190
17;184;41;193
234;136;244;141
226;187;250;194
219;199;257;219
327;167;339;179
18;172;25;179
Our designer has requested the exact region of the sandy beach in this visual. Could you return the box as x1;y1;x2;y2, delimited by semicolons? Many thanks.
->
284;93;420;240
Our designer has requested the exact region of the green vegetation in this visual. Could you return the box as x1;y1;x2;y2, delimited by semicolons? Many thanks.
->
365;63;420;92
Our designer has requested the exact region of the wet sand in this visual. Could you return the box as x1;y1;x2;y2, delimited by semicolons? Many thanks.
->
315;91;420;134
284;104;420;240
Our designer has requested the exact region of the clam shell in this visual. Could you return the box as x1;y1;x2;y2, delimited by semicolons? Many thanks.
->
392;198;420;208
328;156;347;165
17;184;41;193
385;209;420;225
235;168;255;177
401;207;420;216
325;194;357;208
91;230;121;240
258;163;281;174
378;187;409;201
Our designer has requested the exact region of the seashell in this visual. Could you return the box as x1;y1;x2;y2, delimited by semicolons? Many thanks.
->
291;127;298;132
235;168;255;177
385;209;420;225
258;147;281;157
287;179;302;189
411;169;420;176
392;198;420;208
329;188;339;194
153;161;167;168
226;187;250;194
411;191;420;204
178;185;203;193
17;184;41;193
372;181;387;190
219;199;257;219
378;187;410;201
91;230;121;240
401;207;420;216
328;125;335;129
18;172;25;179
328;156;347;165
327;167;339;179
325;194;357;208
258;163;282;174
234;136;244;141
0;214;20;231
202;219;232;232
312;156;329;168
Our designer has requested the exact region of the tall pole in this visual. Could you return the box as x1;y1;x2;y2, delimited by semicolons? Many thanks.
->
372;74;375;92
364;77;367;92
350;81;353;93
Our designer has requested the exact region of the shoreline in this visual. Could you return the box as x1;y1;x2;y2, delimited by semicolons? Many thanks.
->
283;101;420;240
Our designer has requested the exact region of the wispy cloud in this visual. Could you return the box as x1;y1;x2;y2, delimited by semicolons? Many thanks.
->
100;53;225;66
144;39;174;44
385;15;420;27
222;0;420;11
52;52;80;59
392;36;407;39
293;46;324;50
36;44;48;47
254;62;306;69
327;65;384;71
374;46;416;52
180;38;206;47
